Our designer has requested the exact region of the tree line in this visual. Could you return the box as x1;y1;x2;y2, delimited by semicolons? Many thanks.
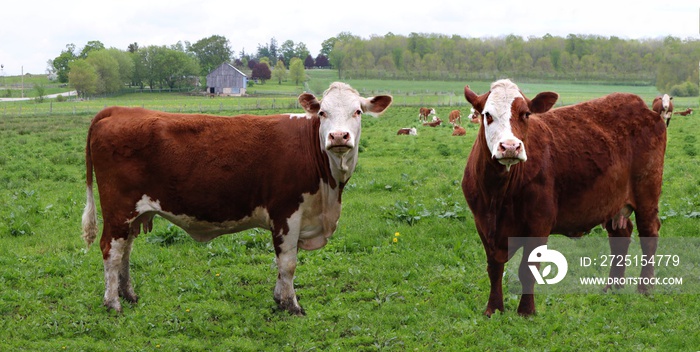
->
49;32;700;98
327;32;699;96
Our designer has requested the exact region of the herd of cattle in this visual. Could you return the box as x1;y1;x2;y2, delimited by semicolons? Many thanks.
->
398;106;478;136
81;79;688;316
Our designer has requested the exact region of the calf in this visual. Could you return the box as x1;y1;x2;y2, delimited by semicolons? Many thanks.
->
418;107;436;123
397;127;418;135
462;79;666;316
82;82;392;315
452;125;466;136
469;108;480;124
448;110;462;125
423;117;442;127
675;108;693;116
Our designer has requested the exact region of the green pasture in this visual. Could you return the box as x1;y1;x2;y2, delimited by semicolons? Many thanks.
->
2;71;698;118
1;89;700;350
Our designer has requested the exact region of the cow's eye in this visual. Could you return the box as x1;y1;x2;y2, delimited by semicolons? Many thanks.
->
484;112;493;125
318;111;326;118
354;109;362;117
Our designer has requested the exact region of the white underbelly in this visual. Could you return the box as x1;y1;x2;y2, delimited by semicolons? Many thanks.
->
130;195;272;242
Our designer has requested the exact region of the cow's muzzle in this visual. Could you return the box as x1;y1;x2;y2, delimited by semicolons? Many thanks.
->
495;139;526;169
327;131;353;154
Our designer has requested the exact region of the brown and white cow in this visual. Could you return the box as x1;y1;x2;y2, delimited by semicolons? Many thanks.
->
448;110;462;125
652;94;674;126
452;125;466;136
462;79;666;316
418;107;436;123
81;82;392;315
397;127;418;135
423;117;442;127
468;108;480;124
674;108;693;116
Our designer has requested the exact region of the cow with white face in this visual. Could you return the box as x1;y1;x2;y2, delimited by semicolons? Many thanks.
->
82;82;392;316
652;93;674;126
463;78;666;316
468;79;557;171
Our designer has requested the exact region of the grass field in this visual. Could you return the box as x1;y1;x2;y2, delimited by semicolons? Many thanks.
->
2;70;698;117
0;82;699;350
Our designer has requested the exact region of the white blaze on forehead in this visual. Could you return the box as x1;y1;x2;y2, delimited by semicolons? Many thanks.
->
482;79;526;160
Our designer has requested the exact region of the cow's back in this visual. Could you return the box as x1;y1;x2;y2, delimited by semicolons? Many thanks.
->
529;93;666;232
87;107;329;225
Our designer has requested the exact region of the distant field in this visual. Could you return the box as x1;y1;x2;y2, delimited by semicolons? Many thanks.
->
1;70;697;117
0;100;699;349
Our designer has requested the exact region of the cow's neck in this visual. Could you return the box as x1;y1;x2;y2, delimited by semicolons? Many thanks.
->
326;149;357;185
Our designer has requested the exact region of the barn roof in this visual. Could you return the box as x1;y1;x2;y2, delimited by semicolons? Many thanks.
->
207;63;248;78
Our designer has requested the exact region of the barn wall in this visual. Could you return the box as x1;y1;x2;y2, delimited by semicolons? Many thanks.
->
206;64;248;96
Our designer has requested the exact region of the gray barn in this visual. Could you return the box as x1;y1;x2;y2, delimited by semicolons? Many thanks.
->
206;63;248;96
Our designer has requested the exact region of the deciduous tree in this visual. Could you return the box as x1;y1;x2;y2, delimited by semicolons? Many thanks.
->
190;35;232;76
289;57;305;85
272;60;287;84
68;59;97;98
251;62;271;83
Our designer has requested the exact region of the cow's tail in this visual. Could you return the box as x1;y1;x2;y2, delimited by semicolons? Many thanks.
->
81;108;111;249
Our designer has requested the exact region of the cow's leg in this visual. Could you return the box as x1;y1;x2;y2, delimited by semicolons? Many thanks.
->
271;228;305;316
100;224;130;312
118;235;138;304
484;257;505;317
635;208;661;294
516;239;546;316
633;172;662;293
603;219;633;292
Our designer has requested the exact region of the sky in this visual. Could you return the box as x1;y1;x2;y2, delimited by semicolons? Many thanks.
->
1;0;699;76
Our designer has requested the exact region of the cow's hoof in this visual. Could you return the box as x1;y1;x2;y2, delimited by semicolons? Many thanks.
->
119;289;139;303
517;309;536;317
637;284;652;295
275;297;306;316
104;300;123;313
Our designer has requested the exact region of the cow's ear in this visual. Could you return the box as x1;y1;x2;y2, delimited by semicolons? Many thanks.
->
362;95;393;117
464;85;486;113
530;92;558;113
299;93;320;116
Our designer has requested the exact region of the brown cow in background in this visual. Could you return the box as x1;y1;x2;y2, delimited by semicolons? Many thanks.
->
652;94;674;126
397;127;417;135
423;117;442;127
448;110;462;125
418;107;436;123
674;108;693;116
452;125;466;136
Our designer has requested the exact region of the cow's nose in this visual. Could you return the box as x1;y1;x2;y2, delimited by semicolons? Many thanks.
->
328;131;351;147
498;140;522;156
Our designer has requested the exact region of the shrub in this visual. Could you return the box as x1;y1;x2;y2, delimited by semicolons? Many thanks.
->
669;81;699;97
